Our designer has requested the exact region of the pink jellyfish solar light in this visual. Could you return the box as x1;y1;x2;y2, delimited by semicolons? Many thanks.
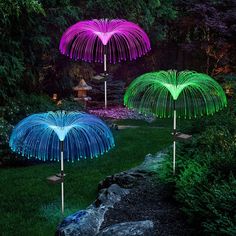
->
59;19;151;108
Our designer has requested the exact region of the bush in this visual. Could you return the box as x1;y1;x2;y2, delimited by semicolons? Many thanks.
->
1;92;57;124
182;101;236;135
177;173;236;235
202;177;236;235
57;98;84;112
159;100;236;235
0;118;13;162
195;126;236;155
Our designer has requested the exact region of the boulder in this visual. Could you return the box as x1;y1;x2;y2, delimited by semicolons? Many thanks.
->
56;208;106;236
134;152;168;174
95;184;129;207
57;184;130;236
97;220;154;236
98;173;137;190
56;151;168;236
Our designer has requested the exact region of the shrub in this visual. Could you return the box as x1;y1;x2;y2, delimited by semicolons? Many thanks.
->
182;101;236;135
201;177;236;235
159;99;236;234
0;118;13;162
57;98;84;112
195;126;236;155
1;92;57;124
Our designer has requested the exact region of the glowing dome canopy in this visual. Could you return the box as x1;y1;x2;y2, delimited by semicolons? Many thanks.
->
59;19;151;64
124;70;227;119
9;111;115;162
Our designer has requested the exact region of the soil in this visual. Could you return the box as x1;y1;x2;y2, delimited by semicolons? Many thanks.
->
100;176;198;236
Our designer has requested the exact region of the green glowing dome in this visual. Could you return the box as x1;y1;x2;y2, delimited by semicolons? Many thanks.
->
124;70;227;119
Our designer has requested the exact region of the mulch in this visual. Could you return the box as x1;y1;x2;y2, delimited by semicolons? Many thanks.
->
100;176;198;236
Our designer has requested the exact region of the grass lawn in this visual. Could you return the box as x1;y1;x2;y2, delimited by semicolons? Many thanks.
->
0;119;172;236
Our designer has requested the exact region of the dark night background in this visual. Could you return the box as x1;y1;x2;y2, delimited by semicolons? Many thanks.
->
0;1;236;235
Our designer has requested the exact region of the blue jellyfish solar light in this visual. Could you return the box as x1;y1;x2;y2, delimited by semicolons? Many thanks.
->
9;111;115;214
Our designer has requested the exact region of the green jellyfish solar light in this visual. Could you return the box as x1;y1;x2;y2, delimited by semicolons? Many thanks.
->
124;70;227;174
9;111;115;214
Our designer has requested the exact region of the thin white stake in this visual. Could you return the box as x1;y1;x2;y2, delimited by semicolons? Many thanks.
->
105;81;107;109
61;144;64;215
173;109;176;175
104;53;107;109
104;54;107;72
61;181;64;215
61;149;64;173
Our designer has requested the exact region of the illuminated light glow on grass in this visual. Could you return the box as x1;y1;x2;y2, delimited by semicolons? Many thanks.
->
9;111;115;162
124;70;227;119
59;19;151;64
124;70;227;174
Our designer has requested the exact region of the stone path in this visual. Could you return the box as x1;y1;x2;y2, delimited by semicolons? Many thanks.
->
117;125;139;129
56;152;196;236
117;125;165;130
100;176;194;236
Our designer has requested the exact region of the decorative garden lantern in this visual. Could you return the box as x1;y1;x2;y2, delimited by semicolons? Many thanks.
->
52;93;58;101
9;111;115;214
60;19;150;108
124;70;227;174
73;79;92;100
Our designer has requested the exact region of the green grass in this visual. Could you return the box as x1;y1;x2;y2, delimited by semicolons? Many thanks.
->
115;117;192;128
0;120;172;236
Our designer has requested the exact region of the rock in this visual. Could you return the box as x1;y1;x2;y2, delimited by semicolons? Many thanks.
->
97;220;154;236
114;173;137;187
97;152;167;193
128;172;147;178
58;210;87;228
56;151;169;236
98;175;114;190
98;173;137;191
95;184;129;207
56;207;106;236
135;152;168;174
57;184;130;236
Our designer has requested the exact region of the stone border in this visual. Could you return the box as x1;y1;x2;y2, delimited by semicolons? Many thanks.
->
56;151;167;236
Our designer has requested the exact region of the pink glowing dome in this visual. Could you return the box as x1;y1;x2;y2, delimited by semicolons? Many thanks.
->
59;19;151;64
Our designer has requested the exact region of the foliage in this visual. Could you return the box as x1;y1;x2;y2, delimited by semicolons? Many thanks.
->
86;0;177;39
159;100;236;235
0;0;45;100
176;163;236;235
201;178;236;235
0;118;12;160
0;91;58;162
0;0;81;103
171;0;236;74
57;98;83;111
0;92;57;124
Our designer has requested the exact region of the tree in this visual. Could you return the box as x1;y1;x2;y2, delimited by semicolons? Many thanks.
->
170;0;236;75
0;0;44;102
0;0;81;103
86;0;177;41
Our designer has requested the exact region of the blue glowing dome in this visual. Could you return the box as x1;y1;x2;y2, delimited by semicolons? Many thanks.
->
9;111;115;162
